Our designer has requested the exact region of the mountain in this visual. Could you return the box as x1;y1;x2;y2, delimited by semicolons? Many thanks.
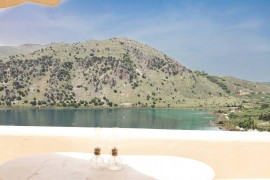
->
0;44;46;58
0;37;270;108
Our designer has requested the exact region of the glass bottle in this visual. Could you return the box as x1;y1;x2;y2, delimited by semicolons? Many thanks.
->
107;147;123;171
90;147;106;169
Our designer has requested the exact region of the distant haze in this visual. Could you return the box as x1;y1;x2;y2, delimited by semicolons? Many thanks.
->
0;0;270;82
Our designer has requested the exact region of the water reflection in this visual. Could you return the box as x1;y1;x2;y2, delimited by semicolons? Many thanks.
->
0;109;219;130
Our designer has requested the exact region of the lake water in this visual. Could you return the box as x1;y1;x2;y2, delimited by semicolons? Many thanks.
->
0;109;219;130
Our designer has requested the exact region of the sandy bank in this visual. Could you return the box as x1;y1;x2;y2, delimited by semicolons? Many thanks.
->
0;126;270;179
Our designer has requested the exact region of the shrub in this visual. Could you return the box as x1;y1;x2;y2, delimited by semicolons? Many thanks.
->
261;104;269;109
30;101;37;106
107;102;113;107
259;113;270;121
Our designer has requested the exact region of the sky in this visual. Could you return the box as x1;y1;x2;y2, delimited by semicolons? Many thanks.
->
0;0;270;82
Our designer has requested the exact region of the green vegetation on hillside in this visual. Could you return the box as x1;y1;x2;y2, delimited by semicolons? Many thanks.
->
216;93;270;131
205;76;231;94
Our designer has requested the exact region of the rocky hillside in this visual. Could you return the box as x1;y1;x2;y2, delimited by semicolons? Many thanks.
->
0;44;46;58
0;38;270;108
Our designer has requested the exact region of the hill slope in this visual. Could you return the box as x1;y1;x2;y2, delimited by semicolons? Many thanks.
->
0;38;270;108
0;44;46;58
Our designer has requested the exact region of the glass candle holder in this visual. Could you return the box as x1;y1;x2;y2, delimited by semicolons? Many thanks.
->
107;147;123;171
90;147;106;169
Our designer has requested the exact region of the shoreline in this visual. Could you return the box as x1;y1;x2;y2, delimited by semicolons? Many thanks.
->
210;114;230;131
0;105;233;111
210;108;237;131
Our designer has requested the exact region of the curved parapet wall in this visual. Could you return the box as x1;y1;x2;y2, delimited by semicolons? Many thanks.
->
0;126;270;179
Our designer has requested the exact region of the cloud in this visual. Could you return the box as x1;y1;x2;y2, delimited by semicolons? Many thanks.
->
117;10;270;58
0;4;116;45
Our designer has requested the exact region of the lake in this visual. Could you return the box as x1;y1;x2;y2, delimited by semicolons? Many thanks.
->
0;108;219;130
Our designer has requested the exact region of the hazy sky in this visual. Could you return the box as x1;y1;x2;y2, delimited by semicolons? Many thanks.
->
0;0;270;82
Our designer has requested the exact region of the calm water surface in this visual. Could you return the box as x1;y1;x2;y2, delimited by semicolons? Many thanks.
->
0;109;219;130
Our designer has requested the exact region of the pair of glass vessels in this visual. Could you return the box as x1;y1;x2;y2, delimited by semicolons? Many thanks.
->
90;147;123;170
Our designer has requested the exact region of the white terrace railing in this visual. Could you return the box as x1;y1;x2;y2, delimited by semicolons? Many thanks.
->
0;126;270;179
